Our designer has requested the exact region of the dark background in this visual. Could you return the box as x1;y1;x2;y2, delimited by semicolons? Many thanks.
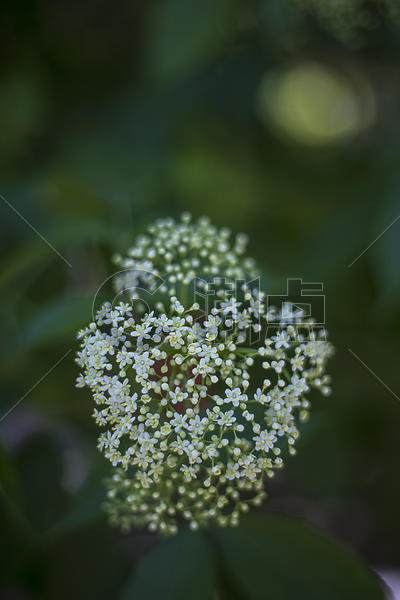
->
1;1;400;598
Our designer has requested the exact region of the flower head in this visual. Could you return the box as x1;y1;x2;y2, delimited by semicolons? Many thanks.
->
76;214;334;535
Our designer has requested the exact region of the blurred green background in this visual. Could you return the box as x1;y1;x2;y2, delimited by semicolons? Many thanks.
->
1;1;400;598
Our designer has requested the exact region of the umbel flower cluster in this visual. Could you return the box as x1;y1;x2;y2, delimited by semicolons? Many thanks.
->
76;214;334;535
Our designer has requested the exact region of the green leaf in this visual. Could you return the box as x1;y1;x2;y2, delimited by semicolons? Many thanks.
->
0;237;54;290
371;195;400;310
47;459;109;541
0;217;121;291
0;441;21;505
16;433;69;531
18;293;93;352
0;70;47;164
172;143;264;228
122;529;215;600
146;0;234;81
216;512;385;600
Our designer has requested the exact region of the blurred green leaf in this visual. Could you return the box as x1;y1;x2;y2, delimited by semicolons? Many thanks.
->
0;442;21;505
0;447;39;584
0;238;54;291
0;218;116;291
48;460;108;540
172;142;264;227
43;524;130;600
121;529;215;600
146;0;234;81
16;433;69;531
371;194;400;309
0;70;47;167
17;294;93;352
216;512;385;599
0;484;39;587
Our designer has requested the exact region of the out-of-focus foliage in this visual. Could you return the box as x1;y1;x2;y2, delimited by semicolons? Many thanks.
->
0;0;399;597
121;513;384;600
295;0;400;46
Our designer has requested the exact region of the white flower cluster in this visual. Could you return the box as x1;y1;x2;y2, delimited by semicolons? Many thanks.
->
76;214;334;535
112;213;257;306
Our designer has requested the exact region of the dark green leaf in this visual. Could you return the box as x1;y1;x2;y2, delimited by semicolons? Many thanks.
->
47;459;109;541
0;441;21;505
122;529;215;600
216;512;385;600
371;194;400;310
18;294;93;352
16;433;69;531
146;0;234;81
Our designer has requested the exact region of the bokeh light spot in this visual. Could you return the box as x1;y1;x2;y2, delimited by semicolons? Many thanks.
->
257;62;375;146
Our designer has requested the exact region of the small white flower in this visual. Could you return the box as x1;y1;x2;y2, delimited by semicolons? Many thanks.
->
170;413;188;433
226;462;240;480
220;297;242;316
169;387;189;405
217;410;236;427
253;429;277;452
224;387;247;407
